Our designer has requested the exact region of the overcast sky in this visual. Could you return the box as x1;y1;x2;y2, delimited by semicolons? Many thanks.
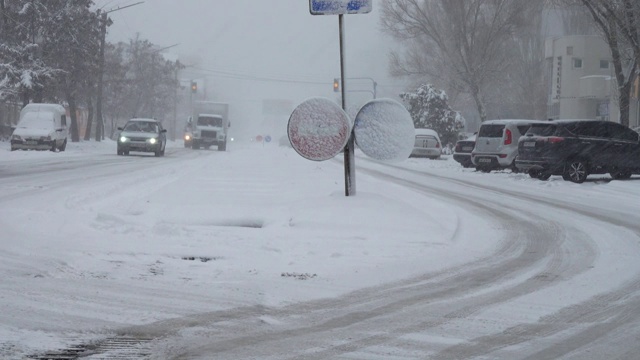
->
93;0;409;137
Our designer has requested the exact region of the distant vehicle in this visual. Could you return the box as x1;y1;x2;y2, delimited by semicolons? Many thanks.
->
187;101;230;151
410;128;442;159
10;103;68;152
117;118;167;157
516;120;640;183
453;134;476;168
471;119;545;172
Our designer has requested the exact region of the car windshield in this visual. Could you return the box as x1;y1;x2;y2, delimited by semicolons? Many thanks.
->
197;116;222;127
123;121;158;133
18;112;54;130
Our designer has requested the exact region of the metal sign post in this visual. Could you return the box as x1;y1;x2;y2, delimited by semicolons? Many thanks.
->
309;0;371;196
339;14;356;196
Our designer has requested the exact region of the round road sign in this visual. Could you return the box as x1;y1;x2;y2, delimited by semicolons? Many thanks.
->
265;135;272;143
288;97;352;161
353;99;415;162
256;135;263;142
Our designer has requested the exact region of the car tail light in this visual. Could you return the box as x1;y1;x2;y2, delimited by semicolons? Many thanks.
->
548;136;564;143
499;154;508;158
455;143;461;152
436;142;440;148
504;129;512;145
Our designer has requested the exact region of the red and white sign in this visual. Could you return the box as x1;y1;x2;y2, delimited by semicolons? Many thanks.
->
288;97;352;161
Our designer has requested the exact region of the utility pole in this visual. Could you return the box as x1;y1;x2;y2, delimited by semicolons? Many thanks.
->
95;1;144;142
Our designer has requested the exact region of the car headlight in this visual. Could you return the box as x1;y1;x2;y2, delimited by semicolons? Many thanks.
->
11;135;22;141
149;138;157;144
119;136;128;143
184;135;191;140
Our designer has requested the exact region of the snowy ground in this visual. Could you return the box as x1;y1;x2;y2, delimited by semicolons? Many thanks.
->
0;139;639;359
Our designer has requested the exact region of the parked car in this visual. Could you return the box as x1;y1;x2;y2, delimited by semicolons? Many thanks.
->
471;119;545;172
633;126;640;135
10;103;68;152
410;128;442;159
515;120;640;183
453;134;476;168
117;118;167;157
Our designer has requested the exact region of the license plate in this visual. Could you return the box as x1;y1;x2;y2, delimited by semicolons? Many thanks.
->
462;146;473;151
478;158;491;163
523;141;536;147
25;141;37;145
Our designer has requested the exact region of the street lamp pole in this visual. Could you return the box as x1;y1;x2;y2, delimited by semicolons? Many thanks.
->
95;1;144;141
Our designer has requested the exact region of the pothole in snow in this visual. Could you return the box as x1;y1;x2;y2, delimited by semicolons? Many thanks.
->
181;256;223;262
198;219;265;228
28;336;153;359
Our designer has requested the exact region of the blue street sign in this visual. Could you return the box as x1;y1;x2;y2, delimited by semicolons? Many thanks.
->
309;0;372;15
265;135;272;143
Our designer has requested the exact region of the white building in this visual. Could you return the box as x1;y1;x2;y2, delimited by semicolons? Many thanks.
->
546;35;640;128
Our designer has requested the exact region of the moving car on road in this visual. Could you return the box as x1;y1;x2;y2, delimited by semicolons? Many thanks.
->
516;120;640;183
10;103;68;152
117;118;167;157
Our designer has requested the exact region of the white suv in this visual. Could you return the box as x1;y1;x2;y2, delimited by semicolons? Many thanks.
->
471;119;545;172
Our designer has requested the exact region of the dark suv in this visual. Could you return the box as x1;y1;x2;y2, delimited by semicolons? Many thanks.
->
515;120;640;183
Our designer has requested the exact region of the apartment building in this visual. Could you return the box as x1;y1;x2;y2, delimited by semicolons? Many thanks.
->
546;35;640;128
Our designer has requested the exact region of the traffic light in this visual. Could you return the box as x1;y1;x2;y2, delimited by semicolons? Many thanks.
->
191;81;197;93
333;78;340;92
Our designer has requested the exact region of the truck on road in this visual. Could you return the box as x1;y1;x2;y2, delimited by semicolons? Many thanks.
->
186;101;230;151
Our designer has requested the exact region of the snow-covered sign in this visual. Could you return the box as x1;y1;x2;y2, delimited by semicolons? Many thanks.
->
354;99;415;162
309;0;372;15
288;97;352;161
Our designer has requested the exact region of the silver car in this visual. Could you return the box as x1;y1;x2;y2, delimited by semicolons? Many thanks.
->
117;118;167;157
410;128;442;159
471;119;545;172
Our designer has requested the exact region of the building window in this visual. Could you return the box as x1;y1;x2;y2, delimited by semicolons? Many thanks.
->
573;58;583;69
566;46;573;55
600;60;610;69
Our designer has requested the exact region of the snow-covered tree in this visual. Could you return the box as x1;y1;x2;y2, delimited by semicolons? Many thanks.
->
400;84;464;146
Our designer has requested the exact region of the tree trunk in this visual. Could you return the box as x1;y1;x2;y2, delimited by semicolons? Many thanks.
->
84;96;94;141
67;95;80;142
470;84;487;122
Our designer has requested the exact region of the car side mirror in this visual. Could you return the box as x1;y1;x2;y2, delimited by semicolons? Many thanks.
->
10;125;16;131
117;127;123;131
161;129;167;133
228;122;231;128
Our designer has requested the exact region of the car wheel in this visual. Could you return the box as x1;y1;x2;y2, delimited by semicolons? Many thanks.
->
564;159;588;183
192;141;200;150
528;169;540;179
610;170;632;180
50;141;57;152
59;139;67;151
510;160;519;173
538;172;551;181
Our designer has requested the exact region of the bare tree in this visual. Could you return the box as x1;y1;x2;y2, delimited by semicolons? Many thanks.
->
570;0;638;126
381;0;531;122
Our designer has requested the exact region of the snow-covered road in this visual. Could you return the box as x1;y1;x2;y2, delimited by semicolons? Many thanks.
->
1;140;639;359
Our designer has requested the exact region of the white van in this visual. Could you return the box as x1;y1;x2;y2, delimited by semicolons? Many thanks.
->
10;104;68;152
471;119;545;172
